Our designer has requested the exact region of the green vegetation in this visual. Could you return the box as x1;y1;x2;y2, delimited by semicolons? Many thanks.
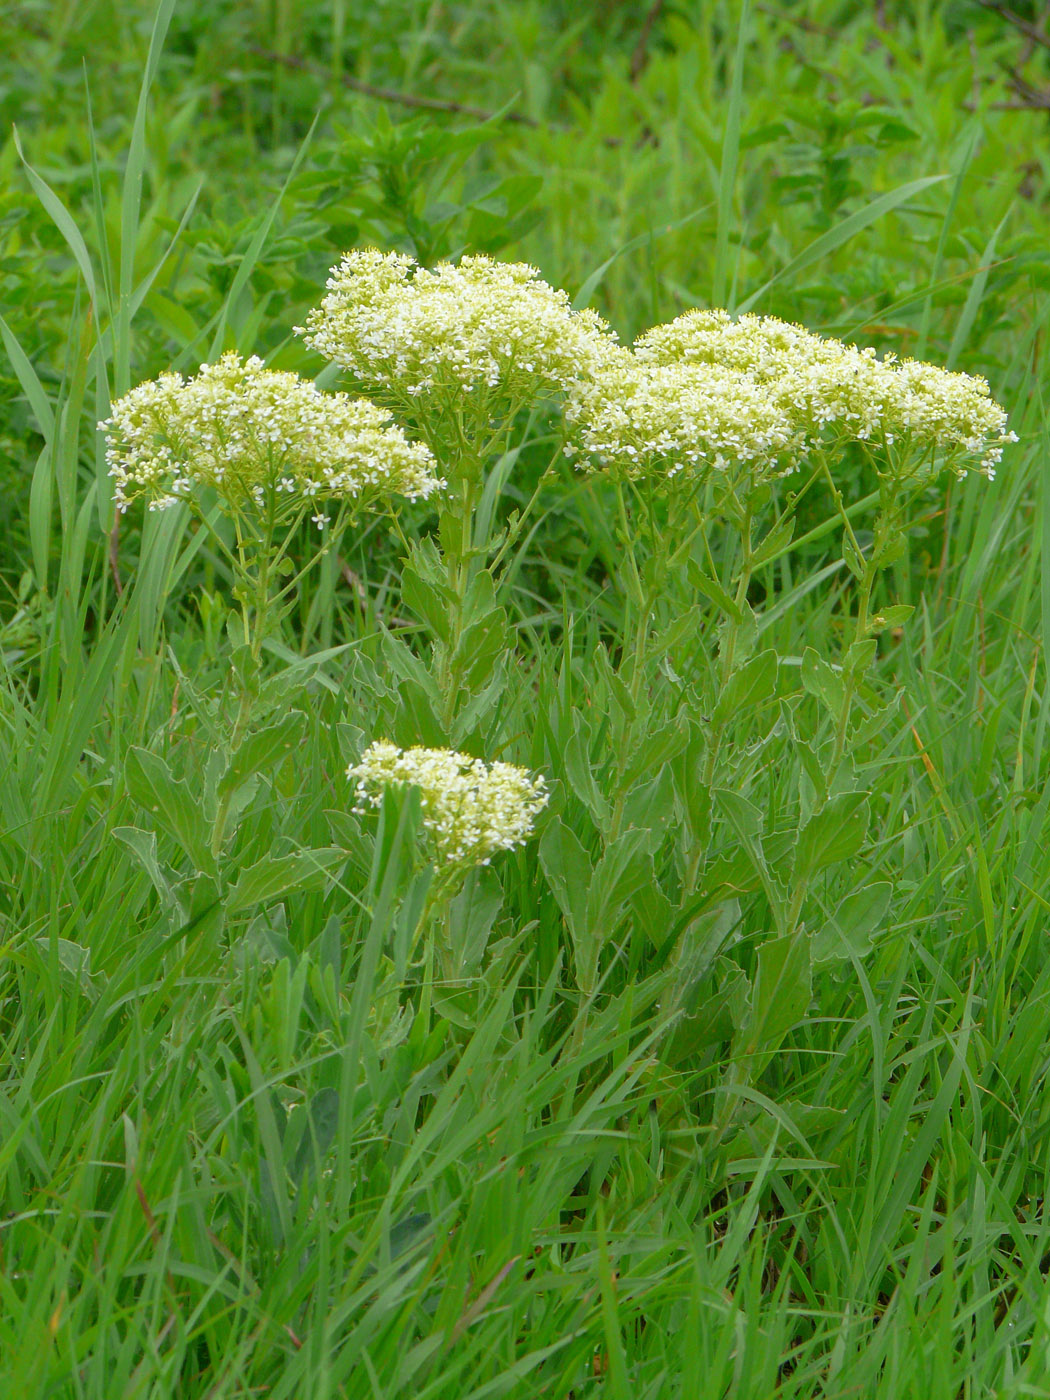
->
3;3;1050;1396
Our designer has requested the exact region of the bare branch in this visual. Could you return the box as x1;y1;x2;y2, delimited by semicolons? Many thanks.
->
630;1;665;83
248;44;542;128
977;0;1050;52
247;44;635;147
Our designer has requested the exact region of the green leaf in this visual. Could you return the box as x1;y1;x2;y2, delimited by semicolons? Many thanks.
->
234;908;297;968
13;126;99;310
586;829;653;942
460;568;500;630
619;717;688;791
124;747;210;869
0;312;55;442
686;559;743;622
448;869;503;975
852;689;903;748
666;956;750;1061
217;712;308;798
793;735;827;821
715;787;763;843
291;1088;340;1189
617;764;675;853
718;599;758;667
712;649;780;724
111;825;184;913
801;647;845;720
671;723;712;846
227;847;344;913
34;936;95;999
562;717;610;827
842;533;866;582
741;932;811;1058
394;679;445;749
751;516;795;568
381;632;442;704
812;881;892;965
401;548;455;644
845;638;878;679
793;793;870;881
453;608;509;692
389;1212;432;1263
717;788;790;931
628;880;677;950
870;604;914;634
538;817;590;942
450;660;507;741
28;441;53;598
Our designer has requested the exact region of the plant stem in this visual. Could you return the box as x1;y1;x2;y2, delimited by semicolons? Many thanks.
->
826;556;878;790
700;505;754;796
210;680;256;858
607;478;662;841
436;469;479;729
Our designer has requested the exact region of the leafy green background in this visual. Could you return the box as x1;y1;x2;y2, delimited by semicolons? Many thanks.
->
4;2;1050;1396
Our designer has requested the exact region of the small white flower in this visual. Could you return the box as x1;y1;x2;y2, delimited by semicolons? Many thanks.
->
564;347;802;482
297;249;618;416
347;740;549;868
627;309;1015;481
102;352;444;517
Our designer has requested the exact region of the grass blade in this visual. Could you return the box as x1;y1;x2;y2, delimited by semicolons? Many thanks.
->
737;174;948;314
713;0;750;310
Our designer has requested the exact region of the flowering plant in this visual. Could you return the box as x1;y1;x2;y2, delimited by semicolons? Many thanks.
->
103;352;442;662
299;250;615;465
105;246;1018;1137
103;351;442;519
300;251;618;729
348;739;548;1023
348;740;548;871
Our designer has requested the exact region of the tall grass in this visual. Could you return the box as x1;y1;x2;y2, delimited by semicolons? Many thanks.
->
3;3;1050;1397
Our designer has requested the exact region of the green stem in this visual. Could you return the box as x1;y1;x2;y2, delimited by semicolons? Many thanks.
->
487;445;562;576
608;478;663;841
210;680;256;858
826;557;877;790
436;467;480;730
700;508;754;794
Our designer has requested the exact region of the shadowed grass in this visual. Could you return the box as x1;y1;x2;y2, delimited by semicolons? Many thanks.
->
2;2;1050;1397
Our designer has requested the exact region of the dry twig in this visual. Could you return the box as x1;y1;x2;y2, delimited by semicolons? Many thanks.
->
630;0;665;83
977;0;1050;52
248;44;543;127
247;44;635;146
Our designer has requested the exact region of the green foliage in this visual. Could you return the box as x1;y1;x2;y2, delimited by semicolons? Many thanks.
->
3;2;1050;1397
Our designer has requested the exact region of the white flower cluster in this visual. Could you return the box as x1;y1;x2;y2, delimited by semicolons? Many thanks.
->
634;310;1017;479
298;249;616;413
635;309;849;378
101;352;443;518
564;347;801;480
348;740;549;868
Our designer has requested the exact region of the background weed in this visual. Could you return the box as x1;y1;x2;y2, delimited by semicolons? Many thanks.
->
3;3;1050;1397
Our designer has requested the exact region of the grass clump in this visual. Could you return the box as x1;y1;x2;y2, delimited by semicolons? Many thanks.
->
2;4;1050;1398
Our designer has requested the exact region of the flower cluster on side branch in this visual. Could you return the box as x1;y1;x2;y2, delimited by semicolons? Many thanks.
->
564;346;803;484
634;310;1017;479
102;351;443;522
348;740;549;869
